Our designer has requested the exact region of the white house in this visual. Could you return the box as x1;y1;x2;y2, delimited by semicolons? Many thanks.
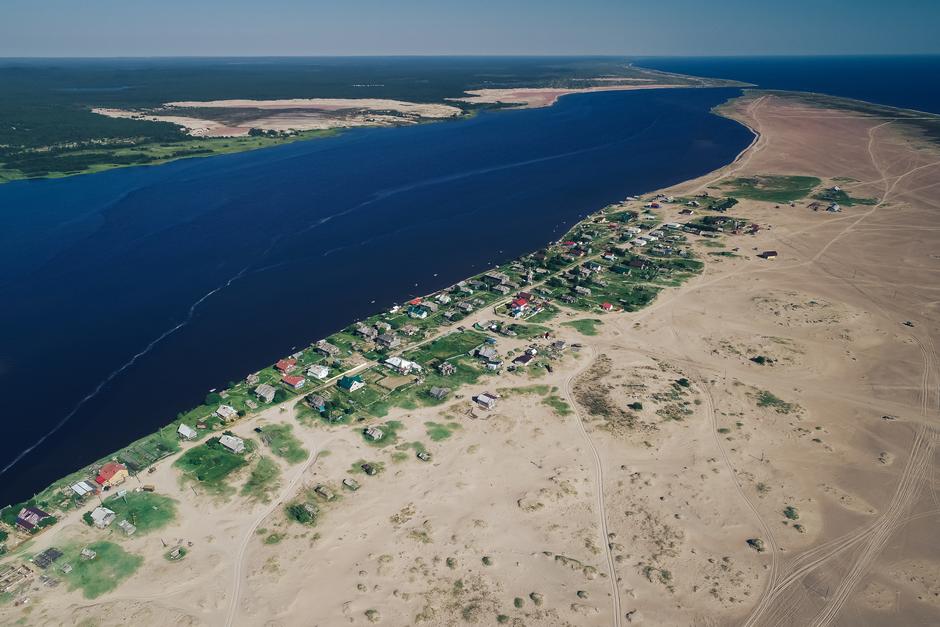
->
90;506;116;529
177;424;198;440
306;364;329;380
219;434;246;454
365;426;384;441
384;356;422;375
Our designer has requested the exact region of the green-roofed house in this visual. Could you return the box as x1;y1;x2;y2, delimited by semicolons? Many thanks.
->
338;375;365;392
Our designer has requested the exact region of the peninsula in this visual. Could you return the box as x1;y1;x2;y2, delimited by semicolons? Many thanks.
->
1;88;938;626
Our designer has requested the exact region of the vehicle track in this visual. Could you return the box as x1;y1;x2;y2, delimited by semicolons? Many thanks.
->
563;345;623;627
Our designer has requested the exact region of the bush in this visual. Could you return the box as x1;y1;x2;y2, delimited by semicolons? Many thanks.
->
783;506;799;520
628;402;643;411
675;378;691;388
205;392;223;406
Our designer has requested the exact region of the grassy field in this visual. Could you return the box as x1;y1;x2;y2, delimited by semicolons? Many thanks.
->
562;319;603;336
60;541;143;599
102;491;177;535
173;438;250;495
359;420;405;447
812;187;877;207
719;175;821;203
241;457;281;503
425;421;462;442
259;423;308;464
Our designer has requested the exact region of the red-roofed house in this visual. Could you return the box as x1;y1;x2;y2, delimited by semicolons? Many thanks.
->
408;297;423;306
275;358;297;374
511;297;528;309
601;302;614;311
95;462;128;488
282;375;306;389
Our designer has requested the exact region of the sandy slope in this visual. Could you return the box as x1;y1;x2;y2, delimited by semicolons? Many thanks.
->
449;85;686;109
4;92;940;626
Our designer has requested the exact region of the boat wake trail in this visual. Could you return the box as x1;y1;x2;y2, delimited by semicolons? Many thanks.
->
2;115;664;479
0;267;251;477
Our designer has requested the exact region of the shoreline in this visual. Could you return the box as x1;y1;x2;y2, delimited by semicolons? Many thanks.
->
0;88;757;513
3;81;939;627
0;80;735;187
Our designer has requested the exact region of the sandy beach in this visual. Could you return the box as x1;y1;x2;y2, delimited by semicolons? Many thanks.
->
4;90;939;626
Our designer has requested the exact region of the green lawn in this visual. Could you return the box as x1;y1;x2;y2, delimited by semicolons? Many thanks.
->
425;421;461;441
812;188;877;207
259;423;308;464
720;175;821;203
60;541;143;599
101;491;177;535
241;456;281;503
173;438;249;495
562;318;603;336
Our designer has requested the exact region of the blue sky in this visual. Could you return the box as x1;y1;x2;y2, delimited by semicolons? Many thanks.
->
2;0;938;57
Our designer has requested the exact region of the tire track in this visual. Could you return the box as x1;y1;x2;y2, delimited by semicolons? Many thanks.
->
563;345;623;627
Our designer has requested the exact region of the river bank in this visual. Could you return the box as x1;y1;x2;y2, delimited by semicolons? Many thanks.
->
3;89;938;625
0;87;753;507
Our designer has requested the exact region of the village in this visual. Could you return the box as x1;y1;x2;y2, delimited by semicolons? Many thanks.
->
0;175;861;609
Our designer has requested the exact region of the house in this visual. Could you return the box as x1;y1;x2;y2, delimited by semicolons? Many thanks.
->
80;547;97;560
255;383;276;403
628;258;648;269
281;375;306;389
475;346;499;361
429;387;450;400
343;477;360;491
70;480;99;498
408;305;428;319
90;506;116;529
474;393;499;410
306;364;329;380
315;340;341;357
492;284;511;295
246;373;260;385
513;353;535;366
758;250;778;260
483;271;510;285
364;426;384;441
117;520;137;536
338;375;365;392
306;394;328;413
15;506;52;532
275;358;297;374
417;451;432;462
376;333;401;349
438;362;457;376
361;462;378;475
177;424;198;440
355;324;378;340
385;356;422;375
314;485;335;501
216;404;238;422
601;302;614;312
422;301;439;312
551;340;568;351
95;462;128;488
574;286;592;296
219;434;246;454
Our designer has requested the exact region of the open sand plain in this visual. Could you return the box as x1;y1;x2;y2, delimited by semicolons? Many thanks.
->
3;91;940;626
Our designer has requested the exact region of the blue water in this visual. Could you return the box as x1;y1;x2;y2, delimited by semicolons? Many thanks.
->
636;56;940;114
0;88;752;506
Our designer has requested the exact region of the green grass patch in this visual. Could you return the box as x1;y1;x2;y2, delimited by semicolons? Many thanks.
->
259;423;308;464
720;175;821;203
543;395;572;415
174;438;249;495
241;456;281;503
527;305;560;323
425;421;461;441
60;541;143;599
756;390;797;414
562;318;603;336
812;188;877;207
101;491;176;535
359;420;405;447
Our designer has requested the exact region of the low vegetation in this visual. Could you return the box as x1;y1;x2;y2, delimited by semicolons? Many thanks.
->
259;423;308;464
60;541;143;599
755;390;797;414
102;491;177;535
174;437;250;495
241;456;281;503
562;318;603;336
720;175;821;203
